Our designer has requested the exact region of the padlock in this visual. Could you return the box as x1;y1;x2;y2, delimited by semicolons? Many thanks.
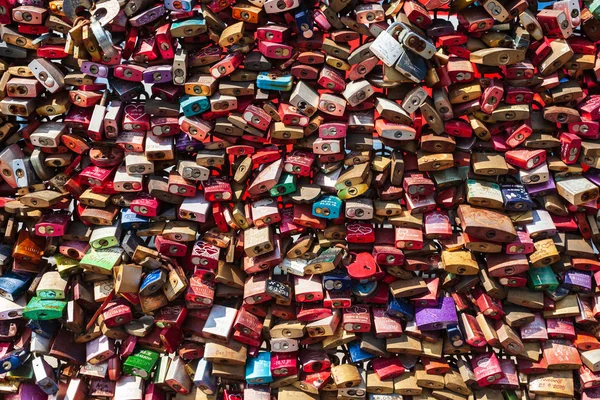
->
32;356;59;395
86;335;115;365
370;23;404;67
471;352;504;386
2;0;600;395
245;352;273;384
36;271;68;299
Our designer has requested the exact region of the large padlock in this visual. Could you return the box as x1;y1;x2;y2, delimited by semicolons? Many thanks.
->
370;23;404;67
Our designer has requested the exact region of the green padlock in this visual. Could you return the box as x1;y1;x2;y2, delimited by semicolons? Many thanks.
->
270;173;297;197
79;247;123;275
527;265;559;291
503;390;519;400
6;361;33;381
431;168;463;189
123;349;160;379
153;354;172;389
23;297;66;320
54;254;83;278
306;247;343;274
457;165;470;181
589;0;600;18
338;183;369;200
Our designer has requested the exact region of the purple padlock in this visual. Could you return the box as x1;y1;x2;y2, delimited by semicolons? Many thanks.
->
20;0;44;5
80;61;110;78
563;270;593;292
525;174;556;197
175;132;204;153
585;169;600;187
129;4;166;27
414;296;458;331
143;65;173;84
520;312;548;341
7;383;47;400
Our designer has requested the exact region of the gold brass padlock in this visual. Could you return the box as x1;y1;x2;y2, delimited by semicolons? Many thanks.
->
331;364;362;388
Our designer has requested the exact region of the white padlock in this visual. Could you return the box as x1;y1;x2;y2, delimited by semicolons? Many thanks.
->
370;22;404;67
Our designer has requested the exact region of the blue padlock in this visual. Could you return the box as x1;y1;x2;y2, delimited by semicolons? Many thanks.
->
0;244;12;268
347;341;375;363
171;17;207;35
180;95;210;117
545;285;571;301
323;270;352;292
501;184;533;211
294;3;313;39
245;352;273;384
351;281;378;299
164;0;196;11
139;269;168;297
386;296;414;321
446;324;465;348
0;348;29;374
537;0;554;10
26;320;61;339
122;231;146;259
121;208;150;231
312;195;343;219
256;72;293;91
0;271;33;301
193;358;217;394
395;46;427;83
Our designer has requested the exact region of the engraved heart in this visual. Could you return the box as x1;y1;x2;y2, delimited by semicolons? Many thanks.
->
124;104;146;120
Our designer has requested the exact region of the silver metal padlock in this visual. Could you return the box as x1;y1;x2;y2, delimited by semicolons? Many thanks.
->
398;27;436;59
370;22;404;67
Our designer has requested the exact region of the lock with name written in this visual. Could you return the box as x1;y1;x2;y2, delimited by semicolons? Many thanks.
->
123;349;159;379
246;352;273;384
186;276;215;306
23;297;66;320
0;271;33;302
103;300;133;327
270;351;298;377
36;271;68;299
234;307;263;340
343;305;371;332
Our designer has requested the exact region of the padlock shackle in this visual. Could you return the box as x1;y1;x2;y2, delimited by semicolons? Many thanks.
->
385;21;405;37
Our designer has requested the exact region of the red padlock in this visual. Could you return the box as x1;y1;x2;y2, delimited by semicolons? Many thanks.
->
372;357;405;380
271;352;298;377
347;252;382;281
342;305;371;332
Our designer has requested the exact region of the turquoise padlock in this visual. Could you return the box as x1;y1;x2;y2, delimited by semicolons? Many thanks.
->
256;72;293;91
180;95;210;117
245;352;272;384
312;195;343;219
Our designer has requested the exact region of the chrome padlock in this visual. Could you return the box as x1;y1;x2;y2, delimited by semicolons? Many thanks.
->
398;25;436;59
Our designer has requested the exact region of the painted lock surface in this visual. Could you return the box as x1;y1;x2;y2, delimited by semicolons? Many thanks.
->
0;0;599;398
